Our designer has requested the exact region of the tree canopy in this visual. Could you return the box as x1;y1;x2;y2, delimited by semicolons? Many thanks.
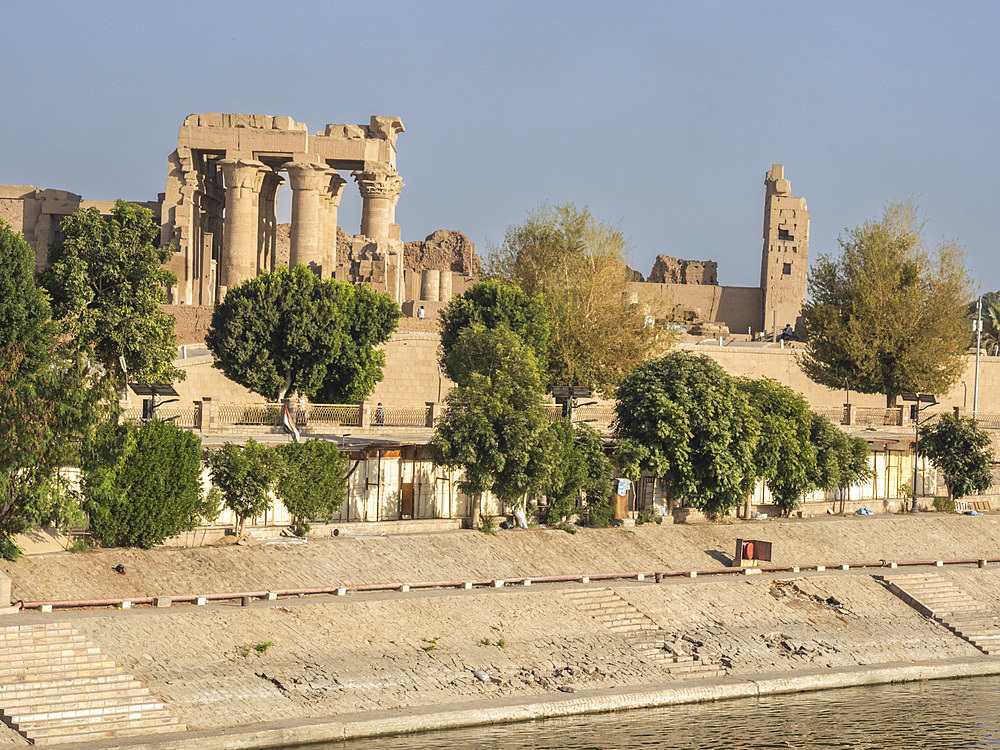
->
438;279;551;382
806;416;873;495
0;222;114;559
206;266;400;402
41;201;183;383
801;201;972;406
918;413;993;501
275;439;348;528
0;344;113;559
429;326;551;518
736;378;817;514
205;439;282;537
540;419;614;527
614;351;758;515
487;204;665;395
82;419;205;548
0;221;58;375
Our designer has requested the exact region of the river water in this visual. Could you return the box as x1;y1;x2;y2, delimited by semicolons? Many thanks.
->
300;675;1000;749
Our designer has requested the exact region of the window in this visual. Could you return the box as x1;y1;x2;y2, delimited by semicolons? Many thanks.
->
782;263;792;275
778;228;793;241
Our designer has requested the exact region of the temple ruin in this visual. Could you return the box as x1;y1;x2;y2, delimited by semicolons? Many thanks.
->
160;113;407;305
630;164;809;337
0;111;807;341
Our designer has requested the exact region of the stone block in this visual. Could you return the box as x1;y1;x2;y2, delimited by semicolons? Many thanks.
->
273;116;293;130
154;597;172;608
198;113;224;128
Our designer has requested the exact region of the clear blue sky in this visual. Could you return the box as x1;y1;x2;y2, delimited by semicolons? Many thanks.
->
4;1;999;291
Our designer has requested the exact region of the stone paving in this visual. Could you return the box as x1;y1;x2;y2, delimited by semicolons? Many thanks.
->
6;570;976;737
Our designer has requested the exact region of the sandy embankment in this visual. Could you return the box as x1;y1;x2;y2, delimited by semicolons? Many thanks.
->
0;514;998;748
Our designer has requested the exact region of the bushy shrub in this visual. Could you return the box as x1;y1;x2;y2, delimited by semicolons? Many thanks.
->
83;419;203;548
275;439;347;527
933;496;956;513
205;439;282;537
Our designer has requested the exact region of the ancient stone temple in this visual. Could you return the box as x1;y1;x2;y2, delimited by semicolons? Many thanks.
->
159;113;406;305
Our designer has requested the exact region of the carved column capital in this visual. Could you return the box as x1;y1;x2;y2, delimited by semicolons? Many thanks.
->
219;159;270;197
352;167;403;203
281;161;333;193
324;172;348;208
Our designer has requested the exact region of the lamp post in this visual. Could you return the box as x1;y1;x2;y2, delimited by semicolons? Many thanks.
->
900;392;938;512
974;296;983;418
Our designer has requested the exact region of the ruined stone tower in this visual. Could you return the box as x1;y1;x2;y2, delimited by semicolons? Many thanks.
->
759;164;809;335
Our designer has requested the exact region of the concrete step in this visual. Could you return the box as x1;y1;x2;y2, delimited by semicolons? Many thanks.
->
0;649;106;670
0;661;120;680
563;590;613;600
0;638;88;664
24;714;180;745
0;684;149;711
18;706;177;732
10;699;165;724
0;673;136;696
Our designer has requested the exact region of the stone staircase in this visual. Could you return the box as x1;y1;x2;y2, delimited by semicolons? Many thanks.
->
879;573;1000;655
564;588;724;678
0;622;183;745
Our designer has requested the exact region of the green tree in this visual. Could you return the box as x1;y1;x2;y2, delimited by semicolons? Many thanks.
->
429;326;551;525
275;439;348;531
540;420;614;527
438;280;551;382
737;378;817;514
314;283;402;403
82;419;204;548
0;345;114;559
205;439;282;536
540;418;588;526
488;204;666;395
41;201;183;383
802;201;972;407
207;266;400;402
807;416;874;497
575;424;615;527
918;413;993;501
0;221;58;374
614;351;757;515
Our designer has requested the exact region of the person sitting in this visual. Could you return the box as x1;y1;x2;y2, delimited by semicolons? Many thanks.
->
777;323;795;342
416;305;425;319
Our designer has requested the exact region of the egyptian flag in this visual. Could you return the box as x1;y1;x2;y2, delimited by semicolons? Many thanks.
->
282;404;300;442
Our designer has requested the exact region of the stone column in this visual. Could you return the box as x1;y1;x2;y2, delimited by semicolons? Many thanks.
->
219;159;270;295
257;171;283;273
320;172;347;279
420;269;441;302
353;167;403;241
283;162;332;276
439;270;453;301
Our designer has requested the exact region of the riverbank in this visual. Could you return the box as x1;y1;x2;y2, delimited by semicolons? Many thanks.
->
1;514;999;748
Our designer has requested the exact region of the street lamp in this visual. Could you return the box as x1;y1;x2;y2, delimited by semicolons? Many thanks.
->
900;392;938;512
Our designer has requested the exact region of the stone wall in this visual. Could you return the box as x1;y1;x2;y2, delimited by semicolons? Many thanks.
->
647;255;717;285
0;184;158;271
630;283;763;335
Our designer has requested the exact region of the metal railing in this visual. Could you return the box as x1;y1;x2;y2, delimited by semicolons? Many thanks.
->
120;405;199;428
301;404;362;427
374;405;430;427
812;406;847;424
215;403;282;427
973;412;1000;429
854;406;903;427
